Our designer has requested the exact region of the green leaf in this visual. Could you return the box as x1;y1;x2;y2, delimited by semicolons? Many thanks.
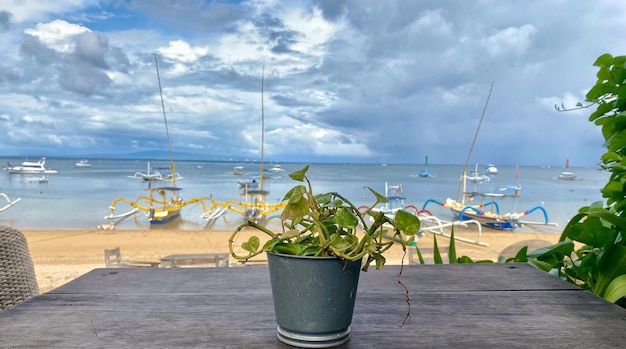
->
241;236;260;254
372;253;386;269
433;235;443;264
604;274;626;303
281;229;301;239
448;229;457;263
283;184;306;203
280;195;309;220
316;193;333;206
335;207;358;228
594;245;626;297
593;53;614;67
288;164;309;181
527;259;556;272
413;246;426;264
394;210;421;235
527;240;575;267
511;246;529;263
272;243;303;255
365;187;388;205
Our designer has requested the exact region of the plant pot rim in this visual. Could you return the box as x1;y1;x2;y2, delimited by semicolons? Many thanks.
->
267;251;359;261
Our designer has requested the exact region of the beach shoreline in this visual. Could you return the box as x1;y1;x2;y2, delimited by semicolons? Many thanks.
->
22;228;562;293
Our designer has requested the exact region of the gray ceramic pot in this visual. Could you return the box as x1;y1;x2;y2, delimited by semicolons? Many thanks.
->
267;252;362;348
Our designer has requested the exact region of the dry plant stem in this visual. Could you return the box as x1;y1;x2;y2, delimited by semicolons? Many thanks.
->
398;247;411;326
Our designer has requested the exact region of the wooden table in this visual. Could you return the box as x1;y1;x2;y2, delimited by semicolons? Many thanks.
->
1;263;625;348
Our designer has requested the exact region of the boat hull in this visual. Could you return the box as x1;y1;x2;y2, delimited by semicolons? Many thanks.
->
148;207;182;224
9;169;58;174
450;208;516;230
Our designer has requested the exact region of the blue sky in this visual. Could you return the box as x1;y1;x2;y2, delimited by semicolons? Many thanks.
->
0;0;624;167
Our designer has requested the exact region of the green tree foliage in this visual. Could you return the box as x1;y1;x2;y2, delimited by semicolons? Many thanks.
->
526;53;626;306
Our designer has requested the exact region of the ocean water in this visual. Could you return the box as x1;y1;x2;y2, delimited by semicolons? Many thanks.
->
0;157;610;233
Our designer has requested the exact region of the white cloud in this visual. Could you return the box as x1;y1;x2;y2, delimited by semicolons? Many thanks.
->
24;19;90;52
2;0;93;22
481;24;537;57
159;40;208;63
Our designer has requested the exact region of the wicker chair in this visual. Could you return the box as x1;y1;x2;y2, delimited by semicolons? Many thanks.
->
0;225;39;311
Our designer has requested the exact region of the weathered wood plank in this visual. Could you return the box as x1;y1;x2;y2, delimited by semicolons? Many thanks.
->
0;263;623;348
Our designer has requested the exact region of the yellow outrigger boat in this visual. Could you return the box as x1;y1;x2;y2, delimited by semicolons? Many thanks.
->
203;67;286;223
102;55;227;228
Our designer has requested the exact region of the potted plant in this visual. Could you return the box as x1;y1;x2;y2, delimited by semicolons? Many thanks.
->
228;164;421;348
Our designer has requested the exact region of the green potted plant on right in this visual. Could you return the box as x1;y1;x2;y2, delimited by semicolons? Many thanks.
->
229;164;421;348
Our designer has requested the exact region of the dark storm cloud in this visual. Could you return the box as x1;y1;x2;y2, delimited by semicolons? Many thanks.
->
271;94;321;107
58;61;112;96
74;31;111;69
20;34;59;65
129;0;245;33
19;28;130;97
0;64;20;82
253;13;300;54
0;10;13;32
312;0;347;21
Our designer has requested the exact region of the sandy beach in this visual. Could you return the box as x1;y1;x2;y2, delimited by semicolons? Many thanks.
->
22;227;562;293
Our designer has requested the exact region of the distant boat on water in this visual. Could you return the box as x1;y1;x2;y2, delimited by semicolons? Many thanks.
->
7;157;58;174
266;164;285;173
21;176;48;184
231;166;246;175
466;163;490;183
75;159;92;168
555;158;580;180
556;171;579;181
413;155;436;177
484;164;497;175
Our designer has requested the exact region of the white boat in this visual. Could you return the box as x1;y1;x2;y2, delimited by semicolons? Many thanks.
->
75;159;92;167
557;172;578;181
485;164;498;175
22;176;48;183
8;157;58;174
232;166;245;175
267;164;285;173
466;163;490;183
128;162;183;181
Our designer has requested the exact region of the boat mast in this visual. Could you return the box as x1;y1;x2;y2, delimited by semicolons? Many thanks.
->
260;65;265;191
154;54;178;192
456;82;494;204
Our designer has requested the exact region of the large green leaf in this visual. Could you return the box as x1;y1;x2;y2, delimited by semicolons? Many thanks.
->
288;164;309;181
281;195;309;220
394;210;421;235
594;245;626;297
593;53;614;68
334;207;358;229
527;240;575;267
272;243;303;255
604;274;626;303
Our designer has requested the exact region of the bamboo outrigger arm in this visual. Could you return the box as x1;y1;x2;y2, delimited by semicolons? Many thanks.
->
0;193;21;213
